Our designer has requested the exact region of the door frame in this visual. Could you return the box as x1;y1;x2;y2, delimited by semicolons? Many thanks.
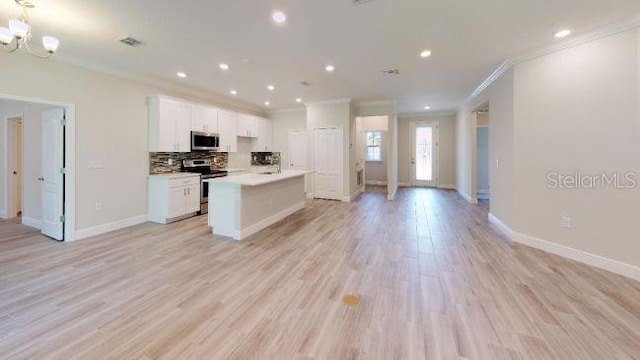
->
5;116;23;218
410;121;439;187
1;93;76;242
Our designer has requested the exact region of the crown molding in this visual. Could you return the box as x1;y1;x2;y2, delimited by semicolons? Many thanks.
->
266;107;306;116
49;53;265;116
466;13;640;105
304;98;352;107
354;100;397;108
512;13;640;65
398;110;457;118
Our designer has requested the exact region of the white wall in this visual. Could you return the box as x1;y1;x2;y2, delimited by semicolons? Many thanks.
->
0;52;263;233
399;114;456;187
228;138;252;169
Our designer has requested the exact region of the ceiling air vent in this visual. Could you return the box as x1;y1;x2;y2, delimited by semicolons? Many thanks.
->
117;36;145;47
300;80;311;87
382;69;400;76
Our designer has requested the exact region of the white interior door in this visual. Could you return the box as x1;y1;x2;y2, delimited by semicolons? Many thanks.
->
41;108;65;240
313;127;343;200
410;122;438;187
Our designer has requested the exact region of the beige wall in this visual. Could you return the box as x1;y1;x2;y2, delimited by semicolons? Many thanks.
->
513;28;640;268
456;27;640;272
399;114;456;187
269;109;306;170
0;52;262;232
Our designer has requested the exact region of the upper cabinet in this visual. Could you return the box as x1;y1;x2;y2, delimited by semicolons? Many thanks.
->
191;105;218;133
237;114;258;138
251;117;273;152
218;109;238;153
148;96;191;152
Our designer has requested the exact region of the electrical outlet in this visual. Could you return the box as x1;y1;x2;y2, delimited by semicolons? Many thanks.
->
561;216;572;229
168;159;173;165
95;202;102;212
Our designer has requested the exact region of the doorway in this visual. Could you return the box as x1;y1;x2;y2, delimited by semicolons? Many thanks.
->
1;97;74;241
475;106;490;204
410;121;438;187
356;116;389;194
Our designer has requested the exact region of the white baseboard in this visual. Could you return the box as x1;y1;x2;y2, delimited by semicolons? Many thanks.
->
399;182;411;187
437;184;457;190
74;214;148;241
458;190;478;204
488;213;513;242
22;217;42;229
365;180;388;186
237;202;306;240
342;189;363;203
305;192;313;199
477;189;490;200
512;231;640;282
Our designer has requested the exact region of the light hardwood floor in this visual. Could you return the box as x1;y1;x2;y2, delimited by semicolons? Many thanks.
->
1;188;639;359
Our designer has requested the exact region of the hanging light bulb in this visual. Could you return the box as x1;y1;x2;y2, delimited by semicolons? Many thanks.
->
9;19;29;39
42;36;59;53
0;27;13;45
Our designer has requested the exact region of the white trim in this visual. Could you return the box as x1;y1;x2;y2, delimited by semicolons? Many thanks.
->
21;217;42;229
236;202;305;240
341;188;364;203
74;214;148;241
488;213;513;241
398;111;457;118
458;190;478;204
304;98;351;107
468;60;514;101
354;100;396;107
305;192;313;199
512;13;640;65
512;231;640;282
0;93;76;242
365;180;388;185
398;182;411;187
437;184;456;190
387;186;398;201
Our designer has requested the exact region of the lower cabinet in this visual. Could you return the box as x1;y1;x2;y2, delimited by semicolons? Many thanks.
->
148;175;201;224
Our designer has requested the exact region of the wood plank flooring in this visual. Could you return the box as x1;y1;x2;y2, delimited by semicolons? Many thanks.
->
1;188;639;359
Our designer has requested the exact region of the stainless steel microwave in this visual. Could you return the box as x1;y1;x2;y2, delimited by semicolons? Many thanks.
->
191;131;220;151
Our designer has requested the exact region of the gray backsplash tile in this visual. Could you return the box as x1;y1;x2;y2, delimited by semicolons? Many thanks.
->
149;152;229;174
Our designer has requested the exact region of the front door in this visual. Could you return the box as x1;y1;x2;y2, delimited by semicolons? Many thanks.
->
411;122;438;187
41;108;65;240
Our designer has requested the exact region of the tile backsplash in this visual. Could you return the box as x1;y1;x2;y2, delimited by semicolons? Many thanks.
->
251;152;281;166
149;152;229;174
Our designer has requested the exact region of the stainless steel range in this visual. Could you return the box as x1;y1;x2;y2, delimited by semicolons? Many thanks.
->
181;159;227;215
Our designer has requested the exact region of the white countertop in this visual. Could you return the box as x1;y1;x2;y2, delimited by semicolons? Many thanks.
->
148;172;201;179
217;168;247;173
205;170;312;186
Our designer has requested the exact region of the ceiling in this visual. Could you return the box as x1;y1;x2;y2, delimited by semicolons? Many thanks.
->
1;0;639;114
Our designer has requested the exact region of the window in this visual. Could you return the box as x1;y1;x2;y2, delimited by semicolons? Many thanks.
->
366;131;382;161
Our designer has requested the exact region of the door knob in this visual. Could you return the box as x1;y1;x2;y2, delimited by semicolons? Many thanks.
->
38;176;44;181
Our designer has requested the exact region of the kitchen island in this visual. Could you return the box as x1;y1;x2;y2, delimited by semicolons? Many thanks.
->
204;170;312;240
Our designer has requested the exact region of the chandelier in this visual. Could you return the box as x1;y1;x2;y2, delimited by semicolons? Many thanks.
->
0;0;60;58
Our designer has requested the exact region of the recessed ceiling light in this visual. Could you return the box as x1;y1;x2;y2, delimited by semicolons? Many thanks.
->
176;72;187;78
554;29;571;39
296;98;302;103
264;101;271;106
219;63;229;70
420;49;432;58
230;90;237;95
325;65;335;72
424;106;431;110
267;85;275;91
272;11;287;24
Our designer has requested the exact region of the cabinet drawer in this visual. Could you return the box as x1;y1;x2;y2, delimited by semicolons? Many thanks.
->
169;177;200;188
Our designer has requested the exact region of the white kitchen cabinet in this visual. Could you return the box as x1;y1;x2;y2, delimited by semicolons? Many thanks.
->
237;114;258;138
148;174;201;224
217;109;238;152
191;105;218;133
148;96;191;152
251;117;273;152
